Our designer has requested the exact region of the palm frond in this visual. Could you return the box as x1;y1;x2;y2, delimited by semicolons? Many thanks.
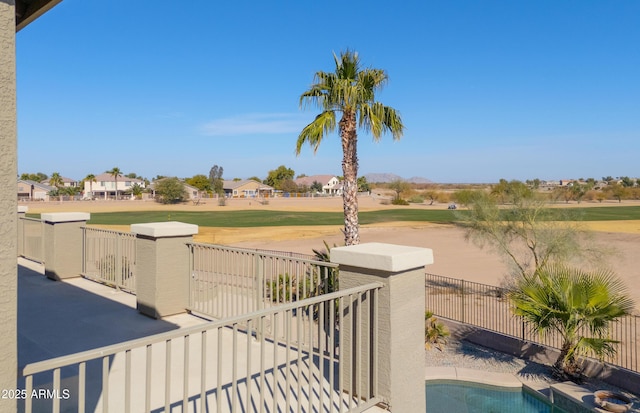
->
296;111;336;154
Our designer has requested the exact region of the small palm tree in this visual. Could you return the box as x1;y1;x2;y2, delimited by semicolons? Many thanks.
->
49;172;63;188
130;183;144;198
107;167;121;200
297;50;404;245
84;173;96;199
510;265;634;379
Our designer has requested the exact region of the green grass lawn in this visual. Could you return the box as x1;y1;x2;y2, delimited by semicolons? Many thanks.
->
26;205;640;227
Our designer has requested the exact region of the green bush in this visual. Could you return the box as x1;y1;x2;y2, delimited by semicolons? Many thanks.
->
391;198;410;205
408;195;425;203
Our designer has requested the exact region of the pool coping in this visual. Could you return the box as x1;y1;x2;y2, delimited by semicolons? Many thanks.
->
425;367;639;413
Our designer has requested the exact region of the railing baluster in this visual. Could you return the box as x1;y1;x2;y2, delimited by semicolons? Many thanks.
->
79;361;86;413
200;331;207;413
125;350;131;413
53;368;60;413
183;335;190;412
102;356;109;412
145;344;152;413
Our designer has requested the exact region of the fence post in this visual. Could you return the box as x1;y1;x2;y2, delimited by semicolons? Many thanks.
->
331;242;433;412
41;212;91;280
131;222;198;319
461;279;465;324
17;206;27;257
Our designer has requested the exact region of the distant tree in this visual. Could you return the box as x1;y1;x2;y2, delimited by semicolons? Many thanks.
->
155;175;167;181
388;179;411;202
154;177;187;204
452;189;483;207
209;165;224;195
296;173;307;179
570;183;587;203
247;176;262;183
296;50;404;245
20;172;48;182
125;172;137;179
233;177;242;182
525;178;541;190
504;180;532;204
456;191;605;277
107;167;122;199
63;186;80;196
491;179;510;204
310;180;323;193
620;176;635;188
265;165;295;190
602;176;614;184
186;174;212;192
606;183;628;203
357;176;370;192
424;190;440;205
298;184;310;193
280;179;298;193
49;172;63;188
83;173;97;198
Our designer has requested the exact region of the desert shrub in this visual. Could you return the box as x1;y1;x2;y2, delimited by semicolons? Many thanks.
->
268;273;312;303
425;311;449;350
391;198;409;205
408;195;424;203
379;198;391;205
218;197;226;206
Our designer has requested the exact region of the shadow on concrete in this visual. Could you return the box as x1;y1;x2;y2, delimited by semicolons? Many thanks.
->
17;261;186;413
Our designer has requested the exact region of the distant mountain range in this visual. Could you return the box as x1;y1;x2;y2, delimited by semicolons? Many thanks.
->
364;173;433;184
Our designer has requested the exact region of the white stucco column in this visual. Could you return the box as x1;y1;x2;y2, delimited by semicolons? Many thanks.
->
331;243;433;412
42;212;90;280
0;0;17;404
131;222;198;319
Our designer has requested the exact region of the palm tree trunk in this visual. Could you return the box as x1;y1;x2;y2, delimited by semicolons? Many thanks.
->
340;110;359;246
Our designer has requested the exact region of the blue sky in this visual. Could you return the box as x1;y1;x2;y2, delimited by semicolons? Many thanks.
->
16;1;640;183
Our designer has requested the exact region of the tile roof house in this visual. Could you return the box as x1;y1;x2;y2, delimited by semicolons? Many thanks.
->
223;180;274;198
294;174;343;195
17;179;55;201
84;173;146;200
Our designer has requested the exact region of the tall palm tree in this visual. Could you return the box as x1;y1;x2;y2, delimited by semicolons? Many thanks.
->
297;50;404;245
510;265;634;379
83;173;96;199
107;167;121;200
49;172;63;188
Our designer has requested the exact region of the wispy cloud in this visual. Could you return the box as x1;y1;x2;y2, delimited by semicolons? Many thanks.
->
200;113;308;136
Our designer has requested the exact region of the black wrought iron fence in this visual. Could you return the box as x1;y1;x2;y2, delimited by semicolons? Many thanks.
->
425;273;640;373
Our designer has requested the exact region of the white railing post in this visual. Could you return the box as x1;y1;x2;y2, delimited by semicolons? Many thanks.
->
331;242;434;412
131;222;198;319
41;212;91;280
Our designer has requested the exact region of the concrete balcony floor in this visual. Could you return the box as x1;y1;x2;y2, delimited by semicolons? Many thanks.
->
17;259;379;412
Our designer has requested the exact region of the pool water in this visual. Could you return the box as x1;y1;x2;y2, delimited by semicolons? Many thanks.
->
426;381;569;413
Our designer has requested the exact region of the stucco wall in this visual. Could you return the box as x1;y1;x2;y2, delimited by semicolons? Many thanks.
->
0;0;18;405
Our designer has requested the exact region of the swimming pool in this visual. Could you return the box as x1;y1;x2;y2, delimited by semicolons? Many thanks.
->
426;380;569;413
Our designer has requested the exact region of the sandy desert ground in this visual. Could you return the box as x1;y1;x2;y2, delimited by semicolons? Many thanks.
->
22;196;640;308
